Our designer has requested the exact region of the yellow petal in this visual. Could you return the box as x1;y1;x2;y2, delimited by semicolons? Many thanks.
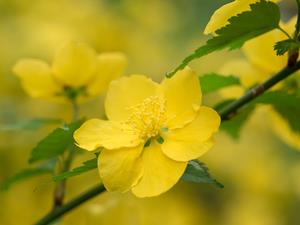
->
269;108;300;150
105;75;159;121
74;119;141;151
161;67;201;129
52;42;97;87
132;143;187;198
204;0;280;35
162;138;215;162
13;58;62;98
219;59;268;87
99;145;143;192
242;29;287;73
87;52;127;96
161;106;220;161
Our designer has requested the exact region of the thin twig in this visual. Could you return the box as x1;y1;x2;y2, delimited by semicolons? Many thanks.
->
52;99;80;210
278;26;293;40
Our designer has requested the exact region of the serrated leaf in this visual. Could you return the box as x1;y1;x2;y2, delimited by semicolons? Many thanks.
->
29;119;84;163
181;160;223;188
167;0;280;77
255;91;300;133
53;157;97;182
0;160;56;191
200;73;240;94
274;39;300;56
0;118;62;131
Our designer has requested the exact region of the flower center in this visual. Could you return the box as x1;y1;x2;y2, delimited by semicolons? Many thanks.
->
127;96;166;140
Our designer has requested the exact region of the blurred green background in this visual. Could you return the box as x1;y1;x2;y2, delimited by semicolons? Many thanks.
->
1;0;300;224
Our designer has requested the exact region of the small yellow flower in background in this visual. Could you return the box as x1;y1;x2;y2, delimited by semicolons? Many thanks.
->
74;67;220;197
13;41;127;101
217;16;300;150
204;0;280;35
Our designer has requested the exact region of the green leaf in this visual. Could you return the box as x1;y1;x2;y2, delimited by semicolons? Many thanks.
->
255;91;300;133
29;119;84;163
274;39;300;56
200;73;240;94
0;118;62;131
220;106;254;139
0;160;55;190
53;157;97;182
181;160;224;188
167;0;280;77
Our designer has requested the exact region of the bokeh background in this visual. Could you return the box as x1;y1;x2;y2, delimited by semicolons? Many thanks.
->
1;0;300;224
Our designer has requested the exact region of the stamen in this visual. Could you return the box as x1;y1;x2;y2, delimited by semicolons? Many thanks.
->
126;96;167;140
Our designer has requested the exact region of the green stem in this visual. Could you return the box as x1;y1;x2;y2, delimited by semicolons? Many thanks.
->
71;99;79;121
53;100;80;210
278;26;293;40
35;184;105;225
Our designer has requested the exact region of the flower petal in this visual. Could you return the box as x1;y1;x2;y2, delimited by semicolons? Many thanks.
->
74;119;141;151
204;0;280;34
161;106;220;161
13;58;62;98
105;75;159;121
219;59;267;87
162;138;215;162
52;42;97;87
204;0;254;34
269;108;300;150
161;67;201;129
132;143;187;198
242;29;287;73
99;145;143;192
87;52;127;96
242;17;295;74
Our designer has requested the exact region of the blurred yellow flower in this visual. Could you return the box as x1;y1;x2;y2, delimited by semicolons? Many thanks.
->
13;41;127;101
204;0;280;35
74;67;220;197
218;17;300;150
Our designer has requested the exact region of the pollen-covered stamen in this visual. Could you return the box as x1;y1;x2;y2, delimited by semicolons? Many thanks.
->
127;96;167;140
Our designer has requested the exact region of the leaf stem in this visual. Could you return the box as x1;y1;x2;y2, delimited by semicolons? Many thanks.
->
278;26;293;40
53;100;80;210
71;99;79;121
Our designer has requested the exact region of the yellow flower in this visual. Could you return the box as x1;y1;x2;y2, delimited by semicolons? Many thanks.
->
74;67;220;197
204;0;280;35
13;41;127;101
